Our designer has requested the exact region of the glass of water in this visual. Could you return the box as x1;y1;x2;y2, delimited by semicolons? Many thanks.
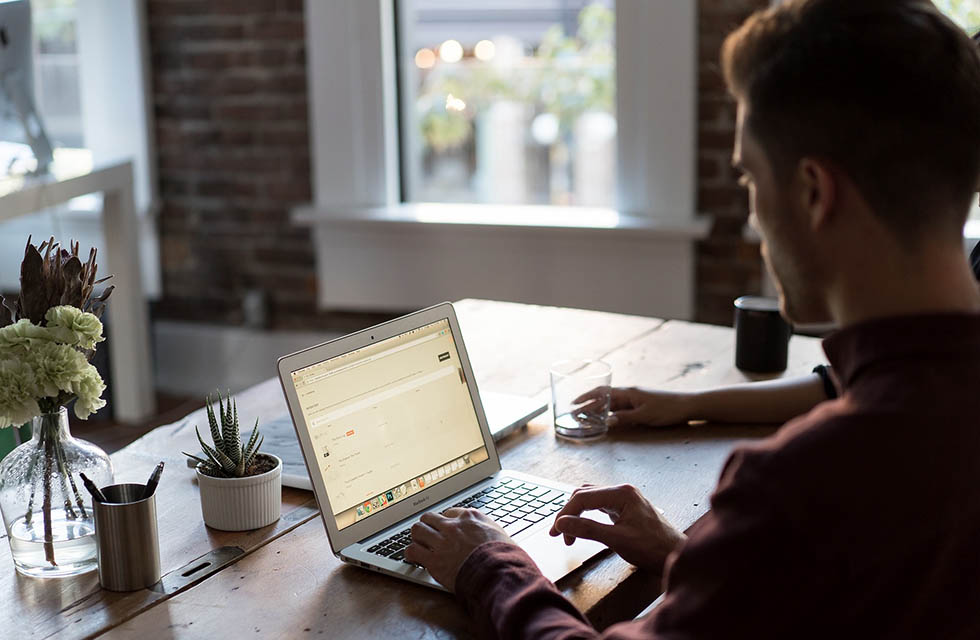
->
549;359;612;439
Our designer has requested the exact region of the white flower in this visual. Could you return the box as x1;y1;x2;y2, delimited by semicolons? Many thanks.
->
0;318;52;351
45;306;104;350
0;308;107;425
0;358;41;429
72;365;107;420
25;341;89;399
44;305;82;330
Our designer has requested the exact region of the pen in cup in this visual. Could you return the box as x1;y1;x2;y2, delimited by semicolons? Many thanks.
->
141;461;165;500
79;472;107;503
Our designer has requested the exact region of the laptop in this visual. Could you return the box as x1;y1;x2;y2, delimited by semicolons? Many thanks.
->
277;302;607;590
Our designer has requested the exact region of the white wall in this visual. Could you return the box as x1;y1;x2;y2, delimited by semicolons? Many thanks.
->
311;222;698;319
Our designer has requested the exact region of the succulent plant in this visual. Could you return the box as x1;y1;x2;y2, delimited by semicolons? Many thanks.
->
183;392;264;478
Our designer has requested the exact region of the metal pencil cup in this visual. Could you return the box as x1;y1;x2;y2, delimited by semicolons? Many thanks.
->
93;483;161;591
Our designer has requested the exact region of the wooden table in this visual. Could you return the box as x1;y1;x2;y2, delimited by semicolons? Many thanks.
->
1;299;827;639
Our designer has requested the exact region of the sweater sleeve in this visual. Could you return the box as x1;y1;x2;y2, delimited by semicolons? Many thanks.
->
453;445;816;640
454;539;670;640
645;446;825;640
453;541;600;640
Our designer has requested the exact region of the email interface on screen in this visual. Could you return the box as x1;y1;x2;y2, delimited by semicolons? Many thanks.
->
291;319;489;530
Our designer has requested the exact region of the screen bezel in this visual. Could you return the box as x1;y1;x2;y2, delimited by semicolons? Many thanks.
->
277;301;501;553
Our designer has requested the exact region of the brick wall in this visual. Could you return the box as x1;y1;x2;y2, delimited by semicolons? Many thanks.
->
147;0;766;328
695;0;769;325
148;0;320;329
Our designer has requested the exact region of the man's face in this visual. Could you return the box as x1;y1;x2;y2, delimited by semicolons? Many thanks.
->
733;104;831;325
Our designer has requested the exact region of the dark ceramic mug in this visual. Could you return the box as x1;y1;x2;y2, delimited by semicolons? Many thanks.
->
733;296;792;373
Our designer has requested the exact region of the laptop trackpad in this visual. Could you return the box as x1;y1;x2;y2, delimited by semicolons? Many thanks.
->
521;515;612;583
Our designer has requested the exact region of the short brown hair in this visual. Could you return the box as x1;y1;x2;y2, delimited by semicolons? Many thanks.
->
722;0;980;242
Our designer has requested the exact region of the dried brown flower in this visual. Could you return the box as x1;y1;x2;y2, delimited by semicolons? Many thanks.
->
0;236;113;330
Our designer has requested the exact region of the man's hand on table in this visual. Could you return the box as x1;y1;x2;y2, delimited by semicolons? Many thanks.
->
575;386;696;428
550;484;686;572
405;508;512;592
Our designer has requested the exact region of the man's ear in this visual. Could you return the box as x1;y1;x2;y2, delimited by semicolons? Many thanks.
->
797;157;836;231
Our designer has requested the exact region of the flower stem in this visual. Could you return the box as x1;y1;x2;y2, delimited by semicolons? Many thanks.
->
65;465;88;520
53;435;78;521
23;441;41;527
42;430;56;566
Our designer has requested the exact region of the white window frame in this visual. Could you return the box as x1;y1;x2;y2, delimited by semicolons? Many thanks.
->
299;0;708;319
77;0;160;298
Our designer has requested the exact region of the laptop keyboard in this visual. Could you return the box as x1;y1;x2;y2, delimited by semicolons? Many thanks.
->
365;477;569;563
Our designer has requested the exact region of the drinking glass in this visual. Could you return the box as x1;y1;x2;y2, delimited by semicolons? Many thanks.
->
549;359;612;438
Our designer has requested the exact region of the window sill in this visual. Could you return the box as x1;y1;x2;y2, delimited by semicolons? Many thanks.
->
292;203;710;319
291;203;711;240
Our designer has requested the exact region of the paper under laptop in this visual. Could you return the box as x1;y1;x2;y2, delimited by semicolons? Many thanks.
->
276;302;607;590
186;395;547;491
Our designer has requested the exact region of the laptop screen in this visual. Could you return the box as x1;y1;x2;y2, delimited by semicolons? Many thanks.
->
290;318;489;530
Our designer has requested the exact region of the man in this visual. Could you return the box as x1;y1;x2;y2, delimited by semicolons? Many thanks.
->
405;1;980;637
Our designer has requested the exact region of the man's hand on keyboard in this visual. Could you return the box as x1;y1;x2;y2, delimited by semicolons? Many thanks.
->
549;483;686;572
405;508;511;592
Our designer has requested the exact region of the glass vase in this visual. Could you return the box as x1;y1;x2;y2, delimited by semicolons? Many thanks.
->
0;407;113;578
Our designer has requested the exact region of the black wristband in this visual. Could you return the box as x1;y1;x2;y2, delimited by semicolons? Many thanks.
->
812;364;838;400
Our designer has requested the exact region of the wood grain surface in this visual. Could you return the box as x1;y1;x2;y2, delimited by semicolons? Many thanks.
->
3;300;828;639
0;379;319;640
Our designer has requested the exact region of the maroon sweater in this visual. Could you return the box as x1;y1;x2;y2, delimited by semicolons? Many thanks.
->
454;313;980;639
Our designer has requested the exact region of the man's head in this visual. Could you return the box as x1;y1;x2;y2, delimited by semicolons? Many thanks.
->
722;0;980;324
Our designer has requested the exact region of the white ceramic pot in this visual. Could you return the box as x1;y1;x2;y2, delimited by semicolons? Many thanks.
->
195;454;282;531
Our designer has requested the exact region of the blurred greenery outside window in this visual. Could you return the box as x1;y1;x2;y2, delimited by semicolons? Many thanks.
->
398;1;616;208
935;0;980;33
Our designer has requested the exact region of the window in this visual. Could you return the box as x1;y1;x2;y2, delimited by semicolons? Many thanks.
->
396;1;616;208
0;0;87;175
0;0;91;295
32;0;83;149
0;1;160;298
934;0;980;223
307;2;696;223
303;2;703;318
